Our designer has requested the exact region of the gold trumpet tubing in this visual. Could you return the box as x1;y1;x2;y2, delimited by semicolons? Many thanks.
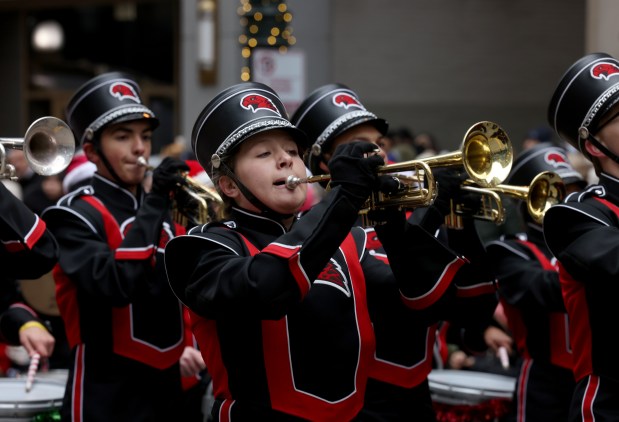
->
173;189;209;227
285;173;331;189
368;160;436;209
184;175;226;222
453;184;506;226
361;162;437;227
287;161;436;212
488;171;566;224
137;157;224;225
376;121;513;189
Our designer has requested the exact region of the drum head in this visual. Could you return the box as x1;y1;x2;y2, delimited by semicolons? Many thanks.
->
35;369;69;386
0;379;64;418
428;369;516;405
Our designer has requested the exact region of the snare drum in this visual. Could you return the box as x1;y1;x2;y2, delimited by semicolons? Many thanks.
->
428;370;516;422
0;378;64;421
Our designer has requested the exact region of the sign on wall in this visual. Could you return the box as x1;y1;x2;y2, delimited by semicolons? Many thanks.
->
252;48;306;114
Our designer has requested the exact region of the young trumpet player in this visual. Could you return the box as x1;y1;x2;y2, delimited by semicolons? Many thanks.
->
291;83;499;421
164;82;479;421
41;72;206;422
544;52;619;421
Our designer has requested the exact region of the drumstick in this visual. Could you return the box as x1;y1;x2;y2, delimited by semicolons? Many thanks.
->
498;346;510;370
25;352;40;393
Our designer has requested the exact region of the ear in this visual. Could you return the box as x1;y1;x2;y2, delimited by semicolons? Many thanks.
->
82;143;101;165
218;175;239;198
584;139;604;158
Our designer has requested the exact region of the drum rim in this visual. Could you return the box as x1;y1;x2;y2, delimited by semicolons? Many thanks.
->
0;378;64;417
428;369;516;404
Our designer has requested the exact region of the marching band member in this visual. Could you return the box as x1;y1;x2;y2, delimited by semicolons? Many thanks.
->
164;82;473;421
486;142;585;421
292;83;499;422
544;52;619;421
42;72;199;421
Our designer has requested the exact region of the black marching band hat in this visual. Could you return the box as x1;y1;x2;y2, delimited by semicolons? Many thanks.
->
507;142;585;188
290;83;388;176
192;82;307;178
548;52;619;154
65;71;159;146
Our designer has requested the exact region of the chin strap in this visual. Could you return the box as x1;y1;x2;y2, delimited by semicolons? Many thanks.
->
94;144;134;190
579;127;619;166
218;162;293;221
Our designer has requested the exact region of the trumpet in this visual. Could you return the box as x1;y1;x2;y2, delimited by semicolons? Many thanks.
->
452;170;566;226
138;157;224;226
287;121;513;220
1;116;76;180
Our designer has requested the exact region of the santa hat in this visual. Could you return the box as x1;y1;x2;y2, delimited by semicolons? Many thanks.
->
62;151;97;193
185;159;214;188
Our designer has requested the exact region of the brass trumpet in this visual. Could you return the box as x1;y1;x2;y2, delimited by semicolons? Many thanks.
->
138;157;224;226
1;116;76;180
453;170;566;225
287;121;513;215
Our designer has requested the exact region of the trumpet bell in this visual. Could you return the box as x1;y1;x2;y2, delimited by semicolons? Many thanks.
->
24;117;76;176
526;171;566;224
460;121;513;188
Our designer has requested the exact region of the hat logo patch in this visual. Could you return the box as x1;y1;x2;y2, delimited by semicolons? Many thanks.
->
544;151;570;169
109;82;140;103
240;94;281;116
333;93;364;110
590;62;619;81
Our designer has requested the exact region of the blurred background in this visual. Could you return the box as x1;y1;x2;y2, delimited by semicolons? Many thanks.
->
0;0;616;156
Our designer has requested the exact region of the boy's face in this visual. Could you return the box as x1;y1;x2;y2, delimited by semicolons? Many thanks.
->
83;120;153;193
219;129;307;215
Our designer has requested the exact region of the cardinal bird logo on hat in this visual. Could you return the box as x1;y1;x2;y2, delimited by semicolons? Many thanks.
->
591;62;619;80
544;150;570;169
240;94;281;116
109;82;140;102
333;93;364;110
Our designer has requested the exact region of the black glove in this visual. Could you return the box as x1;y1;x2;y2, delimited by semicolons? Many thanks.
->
151;157;190;198
417;168;466;233
328;142;385;207
377;175;406;195
432;168;467;217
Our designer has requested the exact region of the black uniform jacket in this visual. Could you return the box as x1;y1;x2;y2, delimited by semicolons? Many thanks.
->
544;172;619;382
1;182;58;344
487;226;572;367
42;174;185;371
1;181;58;279
165;186;462;422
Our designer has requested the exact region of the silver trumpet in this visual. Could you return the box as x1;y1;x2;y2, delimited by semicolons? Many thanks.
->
1;116;76;180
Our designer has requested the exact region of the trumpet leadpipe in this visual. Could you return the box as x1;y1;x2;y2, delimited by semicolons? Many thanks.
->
285;174;332;190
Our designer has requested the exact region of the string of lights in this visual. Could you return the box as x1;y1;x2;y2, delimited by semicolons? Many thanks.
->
237;0;296;81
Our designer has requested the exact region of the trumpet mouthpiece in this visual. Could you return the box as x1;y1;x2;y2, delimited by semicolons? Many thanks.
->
286;175;304;190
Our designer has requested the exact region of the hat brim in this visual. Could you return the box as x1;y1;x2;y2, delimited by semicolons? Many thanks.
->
106;112;160;130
